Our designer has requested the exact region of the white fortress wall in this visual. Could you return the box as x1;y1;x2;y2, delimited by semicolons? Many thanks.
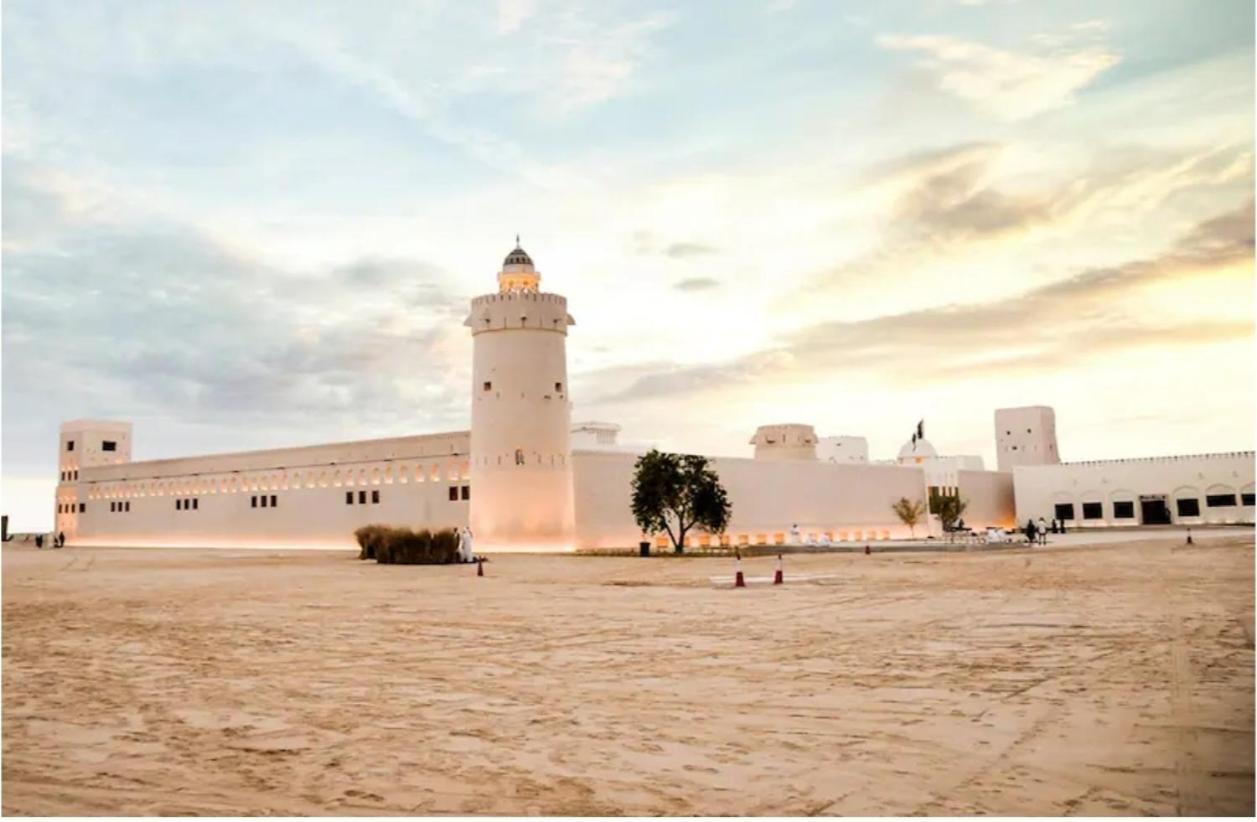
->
60;432;471;549
956;469;1016;529
572;450;947;549
1012;452;1255;527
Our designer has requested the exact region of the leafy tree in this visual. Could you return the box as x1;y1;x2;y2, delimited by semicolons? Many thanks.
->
631;449;732;553
891;497;926;537
934;494;969;532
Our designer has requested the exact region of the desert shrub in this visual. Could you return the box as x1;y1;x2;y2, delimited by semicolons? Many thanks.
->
354;524;389;560
357;526;461;565
429;528;460;563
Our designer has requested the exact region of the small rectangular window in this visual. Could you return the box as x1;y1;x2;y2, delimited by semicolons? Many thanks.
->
252;495;258;508
371;490;379;504
192;498;198;510
555;381;562;392
461;485;470;501
102;440;117;452
176;499;183;510
1053;503;1075;521
79;503;85;513
1176;498;1201;517
1113;501;1134;519
483;381;492;391
270;494;277;508
1082;502;1103;520
358;490;366;505
125;501;131;512
448;486;458;501
1206;494;1237;508
67;440;75;451
111;502;116;512
1243;493;1255;506
261;495;268;508
346;491;354;505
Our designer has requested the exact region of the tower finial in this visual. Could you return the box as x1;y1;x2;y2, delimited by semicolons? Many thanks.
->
515;233;520;248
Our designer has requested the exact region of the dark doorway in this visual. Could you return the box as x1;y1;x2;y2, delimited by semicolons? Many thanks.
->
1140;495;1171;525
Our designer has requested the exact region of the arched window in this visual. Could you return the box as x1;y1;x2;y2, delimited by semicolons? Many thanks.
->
515;449;525;466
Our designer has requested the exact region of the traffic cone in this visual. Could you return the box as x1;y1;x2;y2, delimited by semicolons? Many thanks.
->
864;544;871;555
734;552;746;588
773;553;783;585
477;558;484;577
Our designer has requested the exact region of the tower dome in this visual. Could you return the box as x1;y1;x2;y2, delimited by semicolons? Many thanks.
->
503;245;534;268
498;236;540;292
898;437;937;463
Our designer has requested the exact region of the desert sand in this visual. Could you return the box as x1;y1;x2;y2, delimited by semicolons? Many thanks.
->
3;533;1253;815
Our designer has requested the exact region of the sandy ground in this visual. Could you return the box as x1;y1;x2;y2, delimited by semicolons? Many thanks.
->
3;534;1253;815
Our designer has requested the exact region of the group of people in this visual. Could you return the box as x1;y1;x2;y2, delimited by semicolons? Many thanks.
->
35;531;66;549
1024;516;1067;545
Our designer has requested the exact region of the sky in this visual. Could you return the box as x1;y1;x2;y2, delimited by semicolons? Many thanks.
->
2;0;1254;530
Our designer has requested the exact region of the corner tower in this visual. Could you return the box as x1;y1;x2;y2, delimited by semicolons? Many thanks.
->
994;406;1060;471
464;241;576;551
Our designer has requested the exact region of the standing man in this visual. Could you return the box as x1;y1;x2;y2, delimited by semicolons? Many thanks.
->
1036;517;1048;545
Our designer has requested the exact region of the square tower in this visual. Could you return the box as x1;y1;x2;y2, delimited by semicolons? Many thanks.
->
59;419;133;478
994;406;1059;471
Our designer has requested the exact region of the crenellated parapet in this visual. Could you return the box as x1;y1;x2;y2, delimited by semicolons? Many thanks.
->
465;291;575;335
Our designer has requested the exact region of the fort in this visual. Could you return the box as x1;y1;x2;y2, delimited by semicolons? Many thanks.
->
52;244;1255;551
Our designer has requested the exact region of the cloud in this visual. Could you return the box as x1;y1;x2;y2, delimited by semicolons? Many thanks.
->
589;200;1254;403
1;166;472;476
674;277;720;291
549;13;674;113
496;0;537;34
878;30;1119;120
802;140;1254;304
665;242;717;258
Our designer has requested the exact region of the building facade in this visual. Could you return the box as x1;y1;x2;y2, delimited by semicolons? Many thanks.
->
1012;452;1255;527
53;245;1248;552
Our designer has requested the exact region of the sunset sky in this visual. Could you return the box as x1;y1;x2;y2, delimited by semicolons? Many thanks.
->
3;0;1254;529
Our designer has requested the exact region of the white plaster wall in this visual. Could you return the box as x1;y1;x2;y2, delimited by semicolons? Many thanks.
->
956;469;1016;529
572;450;944;549
995;406;1060;471
65;432;471;549
817;436;868;463
1012;452;1255;527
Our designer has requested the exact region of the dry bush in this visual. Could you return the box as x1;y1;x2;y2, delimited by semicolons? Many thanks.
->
354;525;389;560
356;526;460;565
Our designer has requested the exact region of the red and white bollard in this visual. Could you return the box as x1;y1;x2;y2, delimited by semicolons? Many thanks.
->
773;553;783;585
734;551;746;588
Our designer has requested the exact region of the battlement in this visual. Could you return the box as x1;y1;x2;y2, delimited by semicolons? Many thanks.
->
465;291;574;335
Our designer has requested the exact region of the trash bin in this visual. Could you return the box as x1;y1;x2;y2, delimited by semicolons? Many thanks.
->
639;541;650;557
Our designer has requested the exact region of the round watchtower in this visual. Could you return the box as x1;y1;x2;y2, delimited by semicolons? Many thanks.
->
464;241;577;551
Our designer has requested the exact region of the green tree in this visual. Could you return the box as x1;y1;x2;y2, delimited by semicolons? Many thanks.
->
631;449;732;553
891;497;926;537
934;494;969;532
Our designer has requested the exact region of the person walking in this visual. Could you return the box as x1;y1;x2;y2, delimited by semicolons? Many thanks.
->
56;530;65;548
1036;516;1048;545
1024;518;1036;545
35;534;43;550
